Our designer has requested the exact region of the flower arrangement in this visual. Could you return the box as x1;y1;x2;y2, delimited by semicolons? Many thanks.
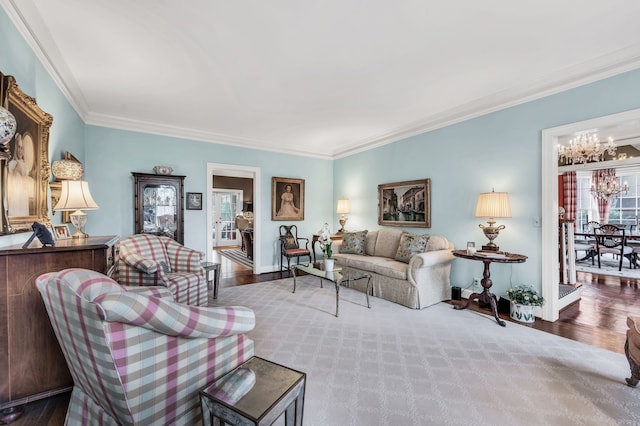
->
318;223;333;258
506;285;544;306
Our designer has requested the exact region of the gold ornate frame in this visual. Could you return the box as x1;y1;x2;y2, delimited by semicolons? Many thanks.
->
272;177;305;221
378;178;431;228
2;75;53;234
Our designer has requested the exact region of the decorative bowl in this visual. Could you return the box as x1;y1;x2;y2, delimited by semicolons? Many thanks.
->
153;165;173;175
52;159;84;180
0;107;17;145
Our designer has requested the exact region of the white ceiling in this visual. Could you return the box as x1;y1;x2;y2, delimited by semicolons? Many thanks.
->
3;1;640;159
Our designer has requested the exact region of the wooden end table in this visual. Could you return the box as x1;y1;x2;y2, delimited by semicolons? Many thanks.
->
452;250;527;327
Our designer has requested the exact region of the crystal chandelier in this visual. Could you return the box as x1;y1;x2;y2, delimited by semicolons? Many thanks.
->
558;133;617;165
591;175;628;200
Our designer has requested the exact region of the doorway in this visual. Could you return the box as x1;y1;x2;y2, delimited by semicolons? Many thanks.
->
211;189;243;247
206;163;260;275
541;107;640;321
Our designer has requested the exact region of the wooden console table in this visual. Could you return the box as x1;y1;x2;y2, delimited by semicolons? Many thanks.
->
452;250;527;327
0;235;119;421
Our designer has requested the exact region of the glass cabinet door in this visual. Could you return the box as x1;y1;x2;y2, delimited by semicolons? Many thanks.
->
133;172;185;244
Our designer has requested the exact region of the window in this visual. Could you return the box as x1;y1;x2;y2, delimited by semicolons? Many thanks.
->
575;167;640;231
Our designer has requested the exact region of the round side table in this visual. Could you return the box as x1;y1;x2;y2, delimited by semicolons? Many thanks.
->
452;250;527;327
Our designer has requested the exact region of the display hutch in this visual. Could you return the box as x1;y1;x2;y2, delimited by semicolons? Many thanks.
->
132;172;185;245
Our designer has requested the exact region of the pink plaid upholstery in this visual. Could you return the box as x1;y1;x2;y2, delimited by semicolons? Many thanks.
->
117;234;208;306
36;268;255;426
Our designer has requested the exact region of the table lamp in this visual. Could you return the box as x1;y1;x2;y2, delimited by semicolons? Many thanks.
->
53;180;99;238
336;199;350;233
475;189;511;252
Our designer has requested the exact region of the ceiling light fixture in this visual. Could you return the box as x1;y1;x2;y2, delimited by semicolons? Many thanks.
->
591;175;628;200
558;133;617;165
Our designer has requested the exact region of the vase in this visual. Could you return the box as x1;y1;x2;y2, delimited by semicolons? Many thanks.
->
510;302;535;323
324;258;335;271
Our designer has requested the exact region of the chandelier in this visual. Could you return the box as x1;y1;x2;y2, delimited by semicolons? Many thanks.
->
591;175;628;200
558;133;617;165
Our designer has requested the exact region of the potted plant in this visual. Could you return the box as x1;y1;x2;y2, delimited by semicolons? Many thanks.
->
506;285;544;323
318;223;334;270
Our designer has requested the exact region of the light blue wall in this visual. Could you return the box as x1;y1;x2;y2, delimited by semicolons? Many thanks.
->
335;69;640;295
84;126;333;269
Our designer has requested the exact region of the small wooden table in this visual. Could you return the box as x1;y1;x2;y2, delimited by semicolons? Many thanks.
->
452;250;527;327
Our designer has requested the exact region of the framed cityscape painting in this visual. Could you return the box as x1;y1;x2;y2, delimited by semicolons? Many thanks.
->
378;178;430;228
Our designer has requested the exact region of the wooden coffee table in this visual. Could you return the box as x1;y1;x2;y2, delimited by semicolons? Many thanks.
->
292;262;372;317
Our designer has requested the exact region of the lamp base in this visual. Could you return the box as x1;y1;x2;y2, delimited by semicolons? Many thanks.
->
481;244;499;252
71;229;89;239
338;217;348;233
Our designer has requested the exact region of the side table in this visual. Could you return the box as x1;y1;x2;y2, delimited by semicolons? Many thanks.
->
200;356;306;425
452;250;527;327
201;262;221;299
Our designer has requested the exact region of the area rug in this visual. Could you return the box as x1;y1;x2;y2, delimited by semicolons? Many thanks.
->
575;254;640;279
210;277;639;425
219;248;253;269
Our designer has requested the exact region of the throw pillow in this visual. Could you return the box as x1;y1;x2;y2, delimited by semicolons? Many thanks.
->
339;230;368;255
394;233;430;263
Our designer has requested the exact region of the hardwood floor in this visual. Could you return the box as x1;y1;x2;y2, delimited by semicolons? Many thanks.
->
3;250;638;425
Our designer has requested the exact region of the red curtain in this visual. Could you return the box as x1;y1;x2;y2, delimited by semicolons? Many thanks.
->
562;172;577;228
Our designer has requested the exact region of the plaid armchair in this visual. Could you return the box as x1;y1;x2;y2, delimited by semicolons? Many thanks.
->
36;268;255;425
117;234;208;306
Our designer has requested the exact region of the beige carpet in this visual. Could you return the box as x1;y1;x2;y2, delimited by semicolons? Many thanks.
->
211;276;639;425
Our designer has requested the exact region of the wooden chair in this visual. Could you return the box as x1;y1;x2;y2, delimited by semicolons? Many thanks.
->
279;225;311;276
593;224;634;271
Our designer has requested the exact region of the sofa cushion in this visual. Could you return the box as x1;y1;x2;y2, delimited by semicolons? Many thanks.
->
394;232;429;263
426;235;450;251
373;229;404;258
365;231;378;256
339;230;368;255
373;259;408;280
335;254;389;271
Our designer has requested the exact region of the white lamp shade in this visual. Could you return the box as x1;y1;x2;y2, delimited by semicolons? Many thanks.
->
336;199;350;214
475;191;511;218
53;180;99;211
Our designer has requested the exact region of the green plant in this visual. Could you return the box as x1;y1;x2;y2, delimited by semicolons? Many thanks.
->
506;285;544;306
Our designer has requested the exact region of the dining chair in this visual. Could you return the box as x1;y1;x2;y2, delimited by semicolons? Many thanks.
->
279;225;311;276
593;224;634;271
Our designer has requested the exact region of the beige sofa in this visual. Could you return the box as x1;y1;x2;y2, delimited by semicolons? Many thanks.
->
332;228;454;309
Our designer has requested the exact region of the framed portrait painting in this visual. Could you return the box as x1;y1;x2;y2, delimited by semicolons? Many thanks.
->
272;177;305;221
378;178;431;228
1;74;53;234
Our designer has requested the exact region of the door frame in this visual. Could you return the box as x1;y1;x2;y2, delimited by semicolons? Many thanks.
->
206;163;260;275
541;107;640;321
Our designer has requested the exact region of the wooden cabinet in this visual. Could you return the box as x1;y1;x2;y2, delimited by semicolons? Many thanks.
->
0;235;119;412
133;172;185;244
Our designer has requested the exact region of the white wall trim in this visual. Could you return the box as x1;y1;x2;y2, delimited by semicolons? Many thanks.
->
541;107;640;322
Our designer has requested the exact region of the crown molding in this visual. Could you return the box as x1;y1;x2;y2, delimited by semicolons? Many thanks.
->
334;46;640;159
